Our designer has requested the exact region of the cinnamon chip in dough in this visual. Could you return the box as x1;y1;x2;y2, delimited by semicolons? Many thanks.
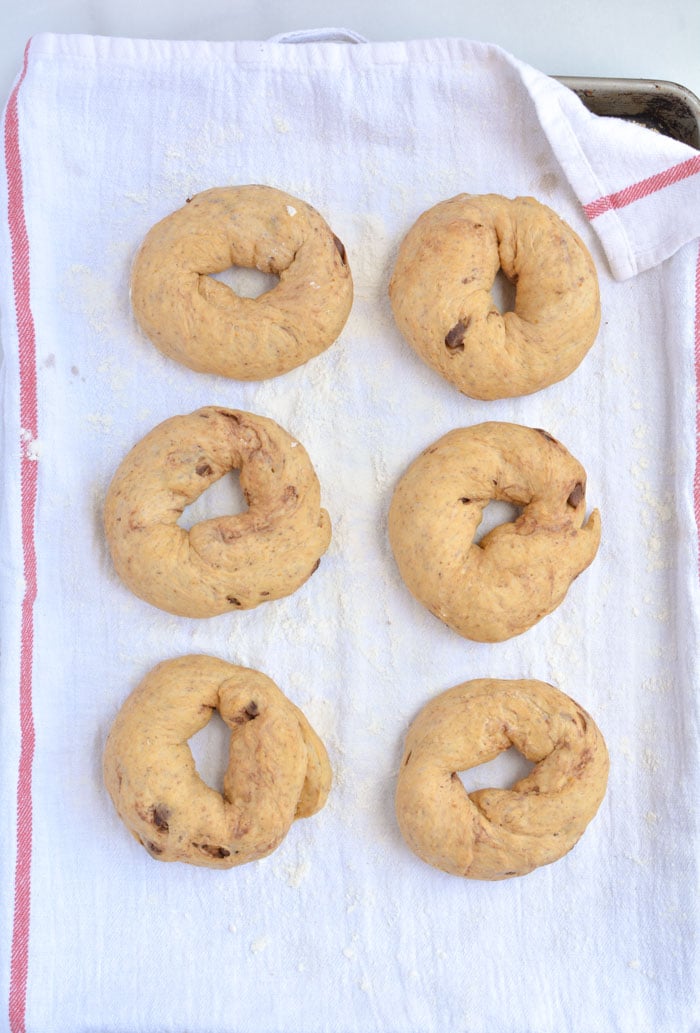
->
395;678;609;880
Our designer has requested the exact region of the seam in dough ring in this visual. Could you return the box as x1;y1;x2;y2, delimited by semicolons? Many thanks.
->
388;193;601;400
104;406;331;618
395;678;609;880
103;655;332;868
388;422;601;642
130;185;354;380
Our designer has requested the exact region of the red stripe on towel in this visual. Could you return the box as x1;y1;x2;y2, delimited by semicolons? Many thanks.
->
584;153;700;219
695;243;700;560
4;39;38;1033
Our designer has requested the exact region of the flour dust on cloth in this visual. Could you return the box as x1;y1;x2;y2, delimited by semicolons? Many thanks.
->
1;28;699;1033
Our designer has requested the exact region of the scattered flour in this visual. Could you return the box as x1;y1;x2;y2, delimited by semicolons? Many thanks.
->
284;860;310;888
63;247;131;339
97;356;135;396
85;412;115;433
642;675;672;695
642;748;661;774
19;427;41;461
617;737;634;761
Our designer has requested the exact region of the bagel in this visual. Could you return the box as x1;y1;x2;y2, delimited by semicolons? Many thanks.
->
388;193;601;399
388;422;601;642
104;407;331;617
103;655;332;868
130;185;353;380
395;678;609;880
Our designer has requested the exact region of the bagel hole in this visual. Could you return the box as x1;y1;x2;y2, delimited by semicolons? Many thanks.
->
473;500;522;543
178;469;247;530
189;711;231;794
457;747;535;794
209;266;279;298
491;268;517;314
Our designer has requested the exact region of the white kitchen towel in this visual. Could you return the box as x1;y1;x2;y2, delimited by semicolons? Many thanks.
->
517;61;700;280
1;30;699;1033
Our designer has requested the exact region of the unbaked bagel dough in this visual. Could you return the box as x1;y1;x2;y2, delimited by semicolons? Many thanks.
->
131;185;353;380
389;193;600;399
103;655;332;868
388;422;601;642
104;407;331;617
395;678;609;879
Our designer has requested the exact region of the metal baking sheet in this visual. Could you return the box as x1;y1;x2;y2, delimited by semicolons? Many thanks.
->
556;75;700;149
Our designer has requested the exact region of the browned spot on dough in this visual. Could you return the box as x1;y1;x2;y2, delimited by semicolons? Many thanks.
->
233;702;260;725
332;234;347;264
146;841;163;855
196;843;231;859
151;805;171;832
459;497;471;504
473;824;490;844
227;596;241;606
574;747;592;774
445;319;470;351
283;485;298;502
195;462;213;477
217;409;240;423
567;482;584;508
534;428;557;443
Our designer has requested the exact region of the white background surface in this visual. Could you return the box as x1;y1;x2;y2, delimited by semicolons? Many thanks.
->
2;0;700;106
